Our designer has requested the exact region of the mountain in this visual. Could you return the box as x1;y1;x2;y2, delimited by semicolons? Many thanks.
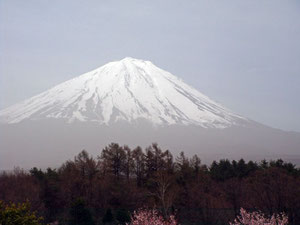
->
0;57;299;169
0;57;245;128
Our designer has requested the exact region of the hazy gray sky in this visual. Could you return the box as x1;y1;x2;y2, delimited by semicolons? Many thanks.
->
0;0;300;132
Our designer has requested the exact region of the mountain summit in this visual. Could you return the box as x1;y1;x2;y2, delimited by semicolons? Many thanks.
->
0;57;245;128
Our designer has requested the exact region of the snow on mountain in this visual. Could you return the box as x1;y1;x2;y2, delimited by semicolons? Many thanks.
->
0;57;246;128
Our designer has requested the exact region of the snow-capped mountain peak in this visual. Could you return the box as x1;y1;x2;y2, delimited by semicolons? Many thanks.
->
0;57;245;128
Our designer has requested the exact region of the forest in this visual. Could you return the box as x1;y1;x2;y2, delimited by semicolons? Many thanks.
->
0;143;299;225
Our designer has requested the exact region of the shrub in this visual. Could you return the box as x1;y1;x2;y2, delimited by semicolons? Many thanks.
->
0;200;43;225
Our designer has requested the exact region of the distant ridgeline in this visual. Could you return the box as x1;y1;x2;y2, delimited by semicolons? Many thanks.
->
0;143;299;225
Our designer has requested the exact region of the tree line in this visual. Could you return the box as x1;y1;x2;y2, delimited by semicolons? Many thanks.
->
0;143;299;225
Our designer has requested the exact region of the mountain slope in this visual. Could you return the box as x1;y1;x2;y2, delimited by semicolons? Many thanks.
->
0;57;245;128
1;57;300;169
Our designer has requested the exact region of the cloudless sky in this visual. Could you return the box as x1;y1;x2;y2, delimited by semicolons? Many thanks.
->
0;0;300;132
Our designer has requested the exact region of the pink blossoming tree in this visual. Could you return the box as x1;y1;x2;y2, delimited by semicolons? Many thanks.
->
128;209;178;225
230;208;288;225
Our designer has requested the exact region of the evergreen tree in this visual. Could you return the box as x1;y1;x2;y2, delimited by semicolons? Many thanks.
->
236;158;248;178
132;146;145;186
100;143;126;179
190;154;201;175
116;209;131;225
69;199;95;225
124;145;134;182
102;208;115;224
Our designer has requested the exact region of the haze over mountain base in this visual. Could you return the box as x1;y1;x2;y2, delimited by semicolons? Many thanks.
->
1;120;299;170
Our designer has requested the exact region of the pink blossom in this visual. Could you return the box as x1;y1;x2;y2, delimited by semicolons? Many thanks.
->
128;209;178;225
230;208;288;225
